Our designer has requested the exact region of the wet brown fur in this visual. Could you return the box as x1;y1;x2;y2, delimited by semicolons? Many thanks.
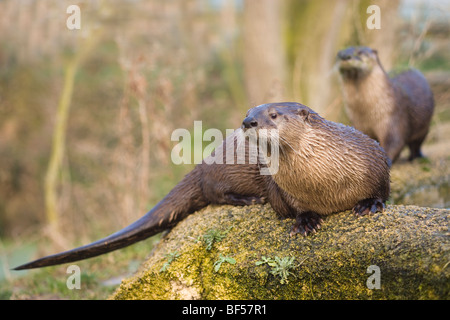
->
337;46;435;163
243;102;390;234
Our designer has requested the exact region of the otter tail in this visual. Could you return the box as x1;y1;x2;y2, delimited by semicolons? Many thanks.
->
13;168;207;270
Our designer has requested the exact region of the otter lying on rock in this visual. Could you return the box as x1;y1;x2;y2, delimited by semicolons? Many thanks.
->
14;102;390;270
336;46;434;163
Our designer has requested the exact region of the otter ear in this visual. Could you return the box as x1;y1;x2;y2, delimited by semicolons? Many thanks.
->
297;108;310;121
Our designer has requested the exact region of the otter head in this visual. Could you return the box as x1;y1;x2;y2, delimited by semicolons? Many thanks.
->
336;46;379;79
242;102;318;151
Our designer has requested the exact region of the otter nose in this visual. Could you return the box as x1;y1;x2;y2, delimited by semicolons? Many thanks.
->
337;50;351;60
242;117;258;129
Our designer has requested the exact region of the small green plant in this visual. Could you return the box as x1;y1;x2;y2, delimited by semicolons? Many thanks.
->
198;227;231;251
255;255;297;284
159;251;180;272
255;256;275;266
213;254;236;272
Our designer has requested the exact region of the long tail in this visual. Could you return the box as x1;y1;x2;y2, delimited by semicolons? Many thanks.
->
13;168;207;270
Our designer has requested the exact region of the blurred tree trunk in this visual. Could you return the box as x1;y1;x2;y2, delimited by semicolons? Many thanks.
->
45;30;100;235
45;57;77;230
286;0;350;115
356;0;400;70
243;0;286;106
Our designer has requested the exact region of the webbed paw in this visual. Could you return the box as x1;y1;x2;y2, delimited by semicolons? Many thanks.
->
290;211;323;237
352;198;385;216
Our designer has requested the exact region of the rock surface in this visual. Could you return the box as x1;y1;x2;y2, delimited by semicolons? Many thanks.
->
112;203;449;300
390;157;449;208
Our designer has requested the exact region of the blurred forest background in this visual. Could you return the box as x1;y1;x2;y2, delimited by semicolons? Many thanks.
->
0;0;449;286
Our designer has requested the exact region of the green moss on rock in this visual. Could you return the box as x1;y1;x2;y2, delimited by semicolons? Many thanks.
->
112;204;449;300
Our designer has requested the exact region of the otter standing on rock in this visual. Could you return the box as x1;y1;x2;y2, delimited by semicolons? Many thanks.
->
14;102;390;270
242;103;390;235
336;46;434;163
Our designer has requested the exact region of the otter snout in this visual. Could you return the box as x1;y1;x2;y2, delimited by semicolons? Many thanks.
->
242;117;258;129
337;49;352;61
337;47;362;62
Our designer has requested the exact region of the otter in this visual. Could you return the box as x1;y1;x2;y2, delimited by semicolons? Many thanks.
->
14;102;390;270
242;102;390;235
336;46;434;163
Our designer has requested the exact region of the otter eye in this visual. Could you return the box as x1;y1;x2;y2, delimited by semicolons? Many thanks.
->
270;113;277;119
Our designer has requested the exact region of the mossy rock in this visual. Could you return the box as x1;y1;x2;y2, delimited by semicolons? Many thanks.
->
112;204;449;300
390;157;449;207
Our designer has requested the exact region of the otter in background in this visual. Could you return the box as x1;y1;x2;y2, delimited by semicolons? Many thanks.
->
336;46;434;163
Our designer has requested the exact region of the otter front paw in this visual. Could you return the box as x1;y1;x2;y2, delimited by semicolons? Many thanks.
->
290;211;323;237
352;198;385;216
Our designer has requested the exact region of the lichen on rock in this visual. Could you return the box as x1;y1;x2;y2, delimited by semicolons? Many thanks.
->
112;203;449;300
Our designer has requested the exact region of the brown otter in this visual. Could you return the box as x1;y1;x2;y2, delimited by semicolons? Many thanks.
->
242;102;390;235
14;102;390;270
336;46;434;163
